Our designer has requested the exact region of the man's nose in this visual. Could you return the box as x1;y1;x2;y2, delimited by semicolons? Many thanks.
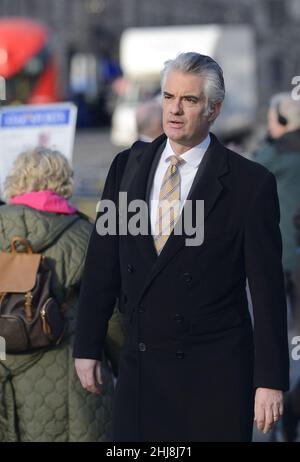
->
170;99;183;115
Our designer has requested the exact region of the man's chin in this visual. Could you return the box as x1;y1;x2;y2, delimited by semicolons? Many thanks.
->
166;131;186;143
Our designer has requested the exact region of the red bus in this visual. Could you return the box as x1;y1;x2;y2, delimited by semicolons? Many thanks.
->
0;18;59;105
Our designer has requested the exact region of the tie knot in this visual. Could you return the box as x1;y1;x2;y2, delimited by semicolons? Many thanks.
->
169;155;185;167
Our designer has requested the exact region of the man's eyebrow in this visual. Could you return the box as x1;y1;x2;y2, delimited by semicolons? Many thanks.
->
163;91;201;100
183;94;200;100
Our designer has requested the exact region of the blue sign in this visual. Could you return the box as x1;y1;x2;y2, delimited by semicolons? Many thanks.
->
0;108;70;128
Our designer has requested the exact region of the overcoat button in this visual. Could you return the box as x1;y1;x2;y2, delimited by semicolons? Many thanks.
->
139;342;146;352
176;350;185;359
127;264;134;273
138;304;145;313
174;314;184;324
183;272;192;283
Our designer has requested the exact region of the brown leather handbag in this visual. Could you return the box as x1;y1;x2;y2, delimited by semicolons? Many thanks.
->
0;237;65;353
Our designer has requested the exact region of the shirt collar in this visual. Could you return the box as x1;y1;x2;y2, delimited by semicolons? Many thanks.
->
163;134;211;168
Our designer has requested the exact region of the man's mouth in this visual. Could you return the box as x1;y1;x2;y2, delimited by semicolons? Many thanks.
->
168;120;184;128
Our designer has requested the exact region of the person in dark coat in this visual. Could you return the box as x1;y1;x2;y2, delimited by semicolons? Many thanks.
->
73;52;289;442
253;93;300;306
280;205;300;441
292;206;300;334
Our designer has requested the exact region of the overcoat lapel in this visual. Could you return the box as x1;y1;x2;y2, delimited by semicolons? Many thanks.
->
126;134;166;266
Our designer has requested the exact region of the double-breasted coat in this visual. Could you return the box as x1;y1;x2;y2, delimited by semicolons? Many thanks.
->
74;133;289;442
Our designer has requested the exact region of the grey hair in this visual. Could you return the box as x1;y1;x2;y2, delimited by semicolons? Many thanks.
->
3;146;74;201
161;52;225;115
270;92;300;131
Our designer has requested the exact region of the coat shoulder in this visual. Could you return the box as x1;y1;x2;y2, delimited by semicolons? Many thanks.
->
226;147;272;184
113;148;131;177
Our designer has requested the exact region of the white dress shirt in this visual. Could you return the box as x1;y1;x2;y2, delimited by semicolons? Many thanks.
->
150;135;211;235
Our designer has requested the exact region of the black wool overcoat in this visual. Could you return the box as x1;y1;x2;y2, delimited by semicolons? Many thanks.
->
74;133;289;442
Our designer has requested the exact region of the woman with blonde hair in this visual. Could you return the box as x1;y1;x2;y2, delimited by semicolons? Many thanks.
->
0;147;120;442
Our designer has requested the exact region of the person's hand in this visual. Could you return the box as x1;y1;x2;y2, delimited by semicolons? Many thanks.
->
254;387;283;433
75;358;103;394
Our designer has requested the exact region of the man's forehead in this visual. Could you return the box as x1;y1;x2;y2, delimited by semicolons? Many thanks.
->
163;70;205;95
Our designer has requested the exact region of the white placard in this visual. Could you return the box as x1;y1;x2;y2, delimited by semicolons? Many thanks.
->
0;102;77;196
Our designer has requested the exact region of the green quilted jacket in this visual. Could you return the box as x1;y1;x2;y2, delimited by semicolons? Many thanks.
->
0;204;123;442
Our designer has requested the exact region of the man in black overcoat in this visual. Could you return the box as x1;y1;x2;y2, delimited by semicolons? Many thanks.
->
73;52;289;442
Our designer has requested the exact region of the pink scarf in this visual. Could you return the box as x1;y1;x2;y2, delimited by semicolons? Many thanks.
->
10;191;78;215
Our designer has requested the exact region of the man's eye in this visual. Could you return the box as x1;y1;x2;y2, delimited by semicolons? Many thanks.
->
164;94;172;99
185;97;196;103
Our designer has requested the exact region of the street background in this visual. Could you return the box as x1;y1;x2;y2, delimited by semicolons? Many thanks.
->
73;128;114;218
1;0;300;442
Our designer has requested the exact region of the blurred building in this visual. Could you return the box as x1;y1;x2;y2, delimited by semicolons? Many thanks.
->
0;0;299;123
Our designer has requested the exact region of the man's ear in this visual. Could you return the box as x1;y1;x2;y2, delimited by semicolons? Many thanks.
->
208;101;222;122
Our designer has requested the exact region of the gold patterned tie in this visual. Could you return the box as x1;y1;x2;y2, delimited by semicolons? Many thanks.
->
154;155;185;254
